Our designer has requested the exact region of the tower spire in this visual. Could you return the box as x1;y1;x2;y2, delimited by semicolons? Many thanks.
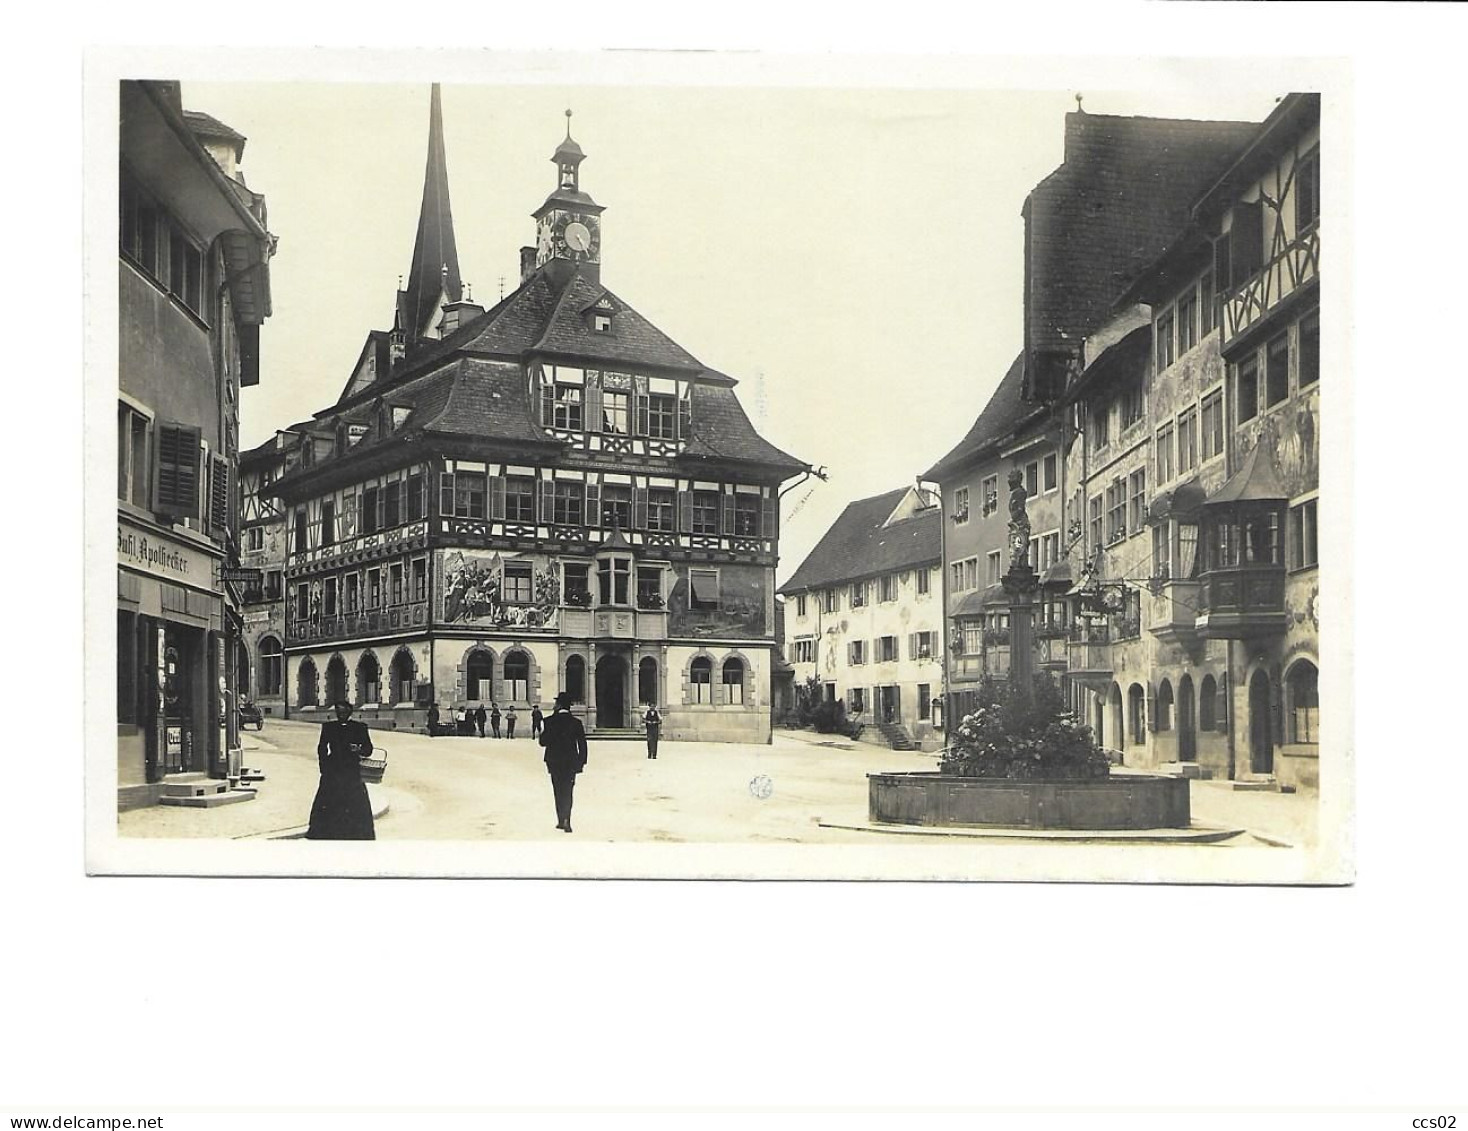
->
401;83;462;342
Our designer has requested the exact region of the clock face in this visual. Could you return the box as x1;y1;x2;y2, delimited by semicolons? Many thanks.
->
565;221;592;252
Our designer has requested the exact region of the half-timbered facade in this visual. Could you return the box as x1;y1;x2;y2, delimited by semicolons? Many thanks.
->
269;89;806;743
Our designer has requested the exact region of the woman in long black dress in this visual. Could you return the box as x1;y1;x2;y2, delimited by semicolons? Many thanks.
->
306;701;376;840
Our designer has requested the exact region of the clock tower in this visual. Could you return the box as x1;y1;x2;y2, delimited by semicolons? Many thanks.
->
533;111;605;281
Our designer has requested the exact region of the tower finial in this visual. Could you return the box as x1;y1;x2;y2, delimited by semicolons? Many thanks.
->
565;108;573;139
1075;92;1085;113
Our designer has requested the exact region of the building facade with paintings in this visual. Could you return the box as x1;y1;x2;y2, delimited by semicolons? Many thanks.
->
779;488;944;751
924;95;1322;791
1067;92;1321;788
269;88;807;743
116;80;274;808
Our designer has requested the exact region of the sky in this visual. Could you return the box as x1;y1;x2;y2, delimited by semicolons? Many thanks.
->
186;72;1283;585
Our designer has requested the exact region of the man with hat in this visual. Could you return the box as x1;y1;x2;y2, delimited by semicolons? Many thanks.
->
538;692;588;833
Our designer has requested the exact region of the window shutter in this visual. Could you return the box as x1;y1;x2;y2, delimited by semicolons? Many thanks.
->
678;491;693;534
540;479;555;523
584;380;602;433
761;496;776;540
632;486;648;530
438;473;454;518
908;633;916;661
635;392;650;436
209;453;230;534
154;422;202;520
677;394;692;443
585;482;600;526
721;494;735;536
488;475;506;521
540;379;554;428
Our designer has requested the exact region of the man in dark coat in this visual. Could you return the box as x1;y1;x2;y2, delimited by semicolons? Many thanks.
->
426;703;440;737
306;701;376;840
538;692;588;833
490;703;502;739
474;704;486;738
643;705;662;759
530;704;544;738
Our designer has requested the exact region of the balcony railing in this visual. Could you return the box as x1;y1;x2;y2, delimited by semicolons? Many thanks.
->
1196;564;1287;638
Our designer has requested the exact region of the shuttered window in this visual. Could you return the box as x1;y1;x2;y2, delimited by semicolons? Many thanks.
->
154;422;201;520
209;454;229;534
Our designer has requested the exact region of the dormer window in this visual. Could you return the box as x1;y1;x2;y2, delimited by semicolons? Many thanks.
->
594;314;612;333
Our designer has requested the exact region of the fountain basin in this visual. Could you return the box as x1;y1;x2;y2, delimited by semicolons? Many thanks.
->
868;772;1190;830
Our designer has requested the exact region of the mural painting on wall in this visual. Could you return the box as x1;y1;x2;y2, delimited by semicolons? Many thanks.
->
666;563;766;638
1239;397;1319;498
438;549;559;630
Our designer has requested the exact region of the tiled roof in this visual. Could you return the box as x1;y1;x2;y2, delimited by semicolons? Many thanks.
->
420;358;550;445
680;384;806;472
923;351;1039;480
1025;113;1260;395
780;489;941;594
532;271;704;372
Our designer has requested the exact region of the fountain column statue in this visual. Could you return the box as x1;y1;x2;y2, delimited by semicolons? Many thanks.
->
1001;468;1039;711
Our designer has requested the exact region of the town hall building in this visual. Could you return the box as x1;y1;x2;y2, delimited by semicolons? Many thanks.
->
268;87;808;743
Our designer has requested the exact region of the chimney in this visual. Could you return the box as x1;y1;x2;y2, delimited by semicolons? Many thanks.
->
520;246;537;283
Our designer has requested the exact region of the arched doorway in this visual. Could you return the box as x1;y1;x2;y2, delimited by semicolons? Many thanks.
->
236;640;251;700
259;636;283;698
1249;668;1274;774
297;657;319;708
1178;674;1197;762
1128;684;1146;748
1199;675;1217;732
390;649;416;705
565;655;587;704
1107;683;1124;757
638;656;658;706
595;653;628;728
325;655;348;707
465;649;494;703
356;652;380;705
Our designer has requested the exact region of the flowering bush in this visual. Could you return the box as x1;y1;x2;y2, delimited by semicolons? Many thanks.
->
940;675;1110;781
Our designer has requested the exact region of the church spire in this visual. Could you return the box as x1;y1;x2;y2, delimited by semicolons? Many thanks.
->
401;83;462;342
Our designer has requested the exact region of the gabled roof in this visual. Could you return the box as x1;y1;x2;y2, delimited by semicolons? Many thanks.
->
780;488;941;594
923;351;1040;480
532;272;704;372
1024;112;1260;397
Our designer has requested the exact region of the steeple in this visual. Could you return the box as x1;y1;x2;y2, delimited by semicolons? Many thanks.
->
400;83;462;342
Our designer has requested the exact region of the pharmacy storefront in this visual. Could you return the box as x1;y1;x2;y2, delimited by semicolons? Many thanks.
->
117;516;228;810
